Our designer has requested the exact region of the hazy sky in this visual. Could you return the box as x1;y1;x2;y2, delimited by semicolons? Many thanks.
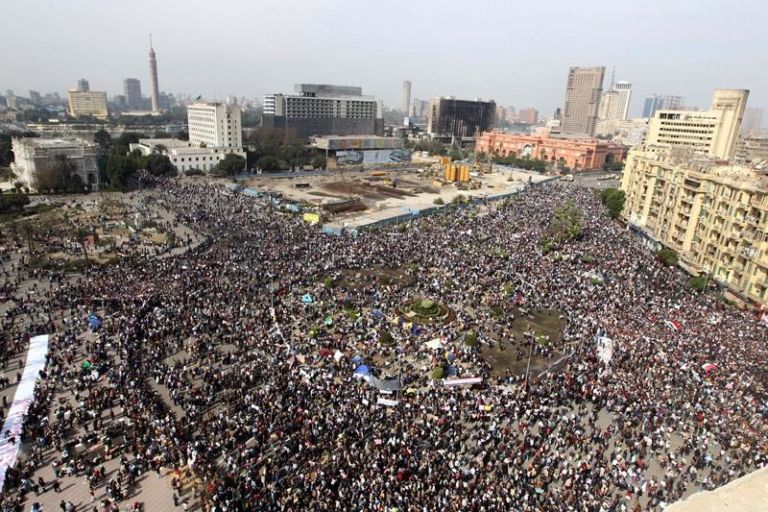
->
2;0;766;120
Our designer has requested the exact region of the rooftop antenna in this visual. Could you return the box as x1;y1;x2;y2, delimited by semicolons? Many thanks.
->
149;33;153;50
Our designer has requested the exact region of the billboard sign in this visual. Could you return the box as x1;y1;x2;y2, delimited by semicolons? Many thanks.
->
336;149;412;166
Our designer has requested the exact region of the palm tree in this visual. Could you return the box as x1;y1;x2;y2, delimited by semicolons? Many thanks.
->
76;226;90;265
17;221;34;254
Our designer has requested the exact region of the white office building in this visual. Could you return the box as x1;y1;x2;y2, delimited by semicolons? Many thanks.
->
187;102;243;148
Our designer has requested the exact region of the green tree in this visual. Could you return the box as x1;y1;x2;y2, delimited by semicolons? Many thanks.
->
176;130;189;141
311;155;327;169
106;153;137;190
113;132;145;154
657;248;679;267
93;128;112;149
140;153;176;176
599;188;626;219
0;134;13;167
546;201;583;245
0;193;30;214
256;156;281;171
216;153;246;175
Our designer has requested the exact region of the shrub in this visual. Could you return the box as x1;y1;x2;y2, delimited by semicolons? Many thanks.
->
490;305;504;318
323;276;334;288
581;255;595;264
379;329;394;346
503;283;514;295
432;367;445;380
657;248;678;267
185;168;205;176
465;332;478;347
433;197;444;205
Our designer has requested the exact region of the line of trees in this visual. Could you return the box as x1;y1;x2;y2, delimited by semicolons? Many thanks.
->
490;153;548;172
244;127;327;171
94;129;176;190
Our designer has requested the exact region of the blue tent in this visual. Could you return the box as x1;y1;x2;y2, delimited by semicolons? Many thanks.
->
301;294;313;304
88;313;102;330
372;309;384;319
354;365;371;376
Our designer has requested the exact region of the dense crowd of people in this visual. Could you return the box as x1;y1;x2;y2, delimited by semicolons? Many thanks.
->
0;179;766;511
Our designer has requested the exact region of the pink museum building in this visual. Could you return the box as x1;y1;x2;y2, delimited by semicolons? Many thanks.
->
475;131;628;171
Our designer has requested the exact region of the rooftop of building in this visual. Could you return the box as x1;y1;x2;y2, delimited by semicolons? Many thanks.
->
12;137;95;148
433;96;495;104
267;92;377;101
631;148;768;191
136;138;194;148
187;101;240;109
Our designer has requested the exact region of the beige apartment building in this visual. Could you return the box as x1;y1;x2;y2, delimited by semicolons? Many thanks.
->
645;89;748;160
67;90;109;118
620;150;768;305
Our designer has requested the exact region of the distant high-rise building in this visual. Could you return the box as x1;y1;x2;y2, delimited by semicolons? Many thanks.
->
67;89;109;118
614;81;632;121
148;35;161;113
123;78;142;110
645;88;748;160
662;95;684;111
5;90;16;110
642;94;685;119
262;84;384;139
642;95;661;118
562;66;605;136
517;108;538;124
741;108;764;134
427;97;495;140
77;79;90;92
28;90;42;105
402;81;412;125
411;99;430;118
599;81;632;122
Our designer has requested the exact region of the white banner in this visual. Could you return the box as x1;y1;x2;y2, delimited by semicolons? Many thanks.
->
0;335;50;489
443;377;482;387
376;397;399;407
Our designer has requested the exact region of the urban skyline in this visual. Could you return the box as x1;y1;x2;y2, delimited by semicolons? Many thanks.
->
1;0;766;120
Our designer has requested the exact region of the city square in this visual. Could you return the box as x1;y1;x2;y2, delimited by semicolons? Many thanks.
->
0;179;766;511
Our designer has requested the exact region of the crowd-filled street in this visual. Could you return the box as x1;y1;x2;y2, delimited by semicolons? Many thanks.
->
0;180;766;512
